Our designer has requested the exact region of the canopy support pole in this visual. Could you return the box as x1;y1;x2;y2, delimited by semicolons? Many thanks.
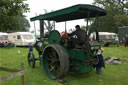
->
40;20;44;40
65;21;67;32
34;21;37;40
86;12;90;32
53;21;56;30
95;14;99;41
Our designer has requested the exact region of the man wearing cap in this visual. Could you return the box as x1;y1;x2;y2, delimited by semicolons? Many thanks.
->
68;25;86;48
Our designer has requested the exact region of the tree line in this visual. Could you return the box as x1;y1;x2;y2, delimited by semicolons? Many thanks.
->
0;0;128;33
93;0;128;33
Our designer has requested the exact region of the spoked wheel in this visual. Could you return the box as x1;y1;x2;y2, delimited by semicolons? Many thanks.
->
28;52;35;68
41;44;69;79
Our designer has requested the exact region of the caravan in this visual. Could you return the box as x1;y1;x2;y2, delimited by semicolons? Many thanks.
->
8;32;35;46
99;32;118;46
90;32;118;46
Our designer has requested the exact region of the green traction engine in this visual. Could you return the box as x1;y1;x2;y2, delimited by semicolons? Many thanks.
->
28;4;107;79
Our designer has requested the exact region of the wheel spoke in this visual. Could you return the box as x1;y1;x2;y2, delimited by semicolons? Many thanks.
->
48;62;54;67
47;54;54;62
50;66;55;72
46;49;60;75
46;57;52;61
29;58;33;61
30;60;34;66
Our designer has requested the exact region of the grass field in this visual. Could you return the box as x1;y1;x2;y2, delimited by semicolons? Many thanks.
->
0;46;128;85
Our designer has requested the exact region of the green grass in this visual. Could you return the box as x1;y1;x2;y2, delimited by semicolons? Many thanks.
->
0;46;128;85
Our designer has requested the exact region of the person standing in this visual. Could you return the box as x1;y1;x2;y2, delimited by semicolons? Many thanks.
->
29;42;33;53
94;48;105;75
123;34;128;47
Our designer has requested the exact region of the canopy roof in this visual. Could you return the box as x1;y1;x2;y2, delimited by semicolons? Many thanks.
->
30;4;107;22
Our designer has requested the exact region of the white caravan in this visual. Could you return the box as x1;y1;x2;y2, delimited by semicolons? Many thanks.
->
8;32;35;46
99;32;118;46
90;32;118;46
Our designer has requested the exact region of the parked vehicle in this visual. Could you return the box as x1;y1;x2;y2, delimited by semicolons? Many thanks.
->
118;26;128;42
99;32;118;46
0;32;14;47
8;32;35;46
90;32;118;46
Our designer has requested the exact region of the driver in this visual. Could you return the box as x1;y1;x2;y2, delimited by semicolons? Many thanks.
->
68;25;86;48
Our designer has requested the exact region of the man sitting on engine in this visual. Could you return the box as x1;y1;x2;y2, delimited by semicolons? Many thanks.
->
68;25;86;48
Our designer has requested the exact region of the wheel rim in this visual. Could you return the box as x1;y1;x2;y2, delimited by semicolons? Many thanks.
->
28;52;35;68
42;45;69;79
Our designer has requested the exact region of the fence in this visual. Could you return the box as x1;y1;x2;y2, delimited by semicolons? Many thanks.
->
0;63;27;85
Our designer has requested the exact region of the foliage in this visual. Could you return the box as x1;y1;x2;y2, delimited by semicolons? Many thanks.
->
93;0;128;33
0;46;128;85
0;0;29;32
18;16;30;32
81;25;87;30
43;9;54;33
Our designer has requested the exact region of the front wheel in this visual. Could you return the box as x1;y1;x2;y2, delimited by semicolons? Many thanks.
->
28;52;35;68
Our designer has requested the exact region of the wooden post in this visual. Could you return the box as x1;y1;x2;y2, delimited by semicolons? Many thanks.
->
21;63;24;85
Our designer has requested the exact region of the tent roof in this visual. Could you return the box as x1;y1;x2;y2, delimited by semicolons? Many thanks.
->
30;4;107;22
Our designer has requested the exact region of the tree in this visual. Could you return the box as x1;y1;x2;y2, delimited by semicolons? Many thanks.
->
19;16;30;32
0;0;29;32
43;9;54;33
93;0;128;33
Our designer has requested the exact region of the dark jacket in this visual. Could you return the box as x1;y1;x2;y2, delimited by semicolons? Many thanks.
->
68;28;86;44
94;54;105;68
124;36;128;42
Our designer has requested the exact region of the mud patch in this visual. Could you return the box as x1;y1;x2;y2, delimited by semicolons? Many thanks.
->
104;57;123;65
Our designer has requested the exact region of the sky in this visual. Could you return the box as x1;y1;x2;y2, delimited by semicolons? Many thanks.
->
25;0;94;33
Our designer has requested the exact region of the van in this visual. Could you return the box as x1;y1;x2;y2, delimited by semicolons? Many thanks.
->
0;32;9;47
8;32;35;46
0;32;14;47
99;32;118;46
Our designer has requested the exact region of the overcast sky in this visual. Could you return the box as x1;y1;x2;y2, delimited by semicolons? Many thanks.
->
25;0;94;32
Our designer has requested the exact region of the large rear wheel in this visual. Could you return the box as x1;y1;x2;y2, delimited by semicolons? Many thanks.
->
41;44;69;79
